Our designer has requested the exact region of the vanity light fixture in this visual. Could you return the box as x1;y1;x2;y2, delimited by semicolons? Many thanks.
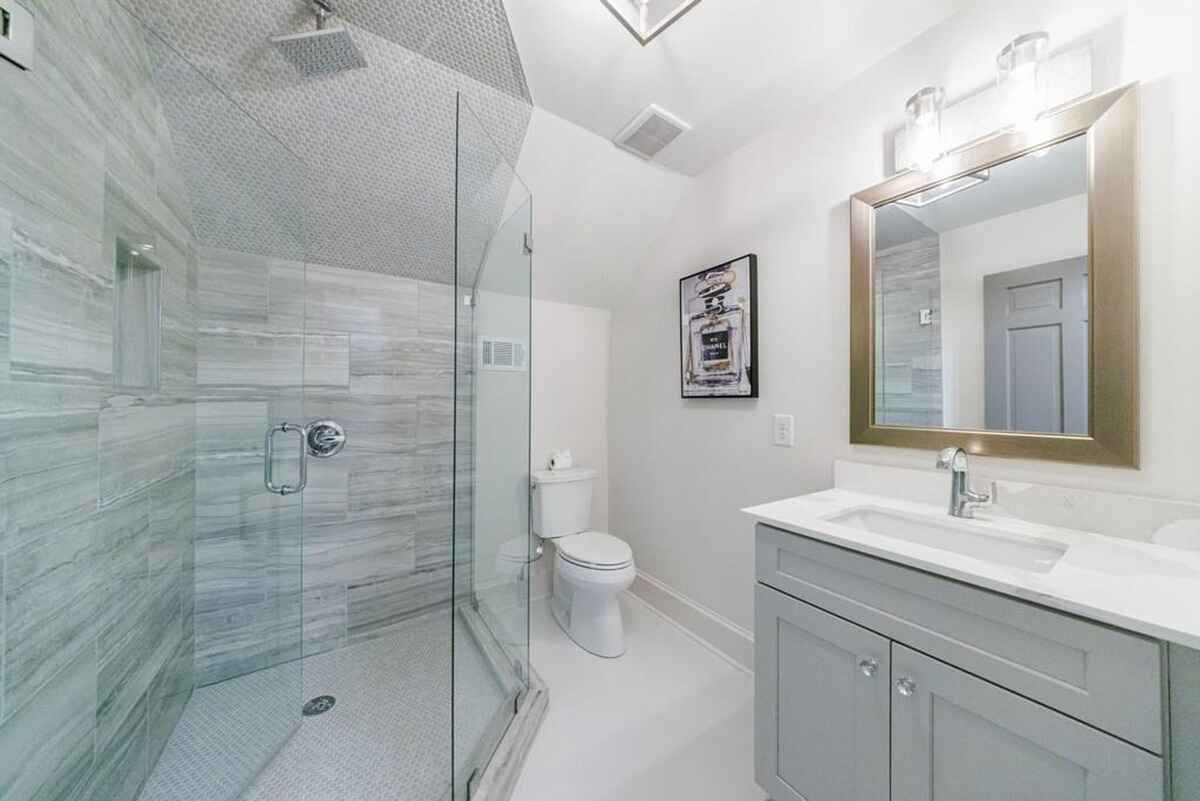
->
997;31;1050;131
904;86;945;171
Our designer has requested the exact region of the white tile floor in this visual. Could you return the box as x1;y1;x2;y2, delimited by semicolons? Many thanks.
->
513;594;767;801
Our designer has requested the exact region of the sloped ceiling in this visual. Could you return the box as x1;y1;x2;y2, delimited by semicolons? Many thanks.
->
506;0;968;175
124;0;532;284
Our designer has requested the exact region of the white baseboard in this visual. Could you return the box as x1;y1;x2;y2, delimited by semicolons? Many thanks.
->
627;571;754;674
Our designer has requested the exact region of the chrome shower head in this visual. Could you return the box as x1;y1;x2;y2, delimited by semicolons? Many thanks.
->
271;1;366;77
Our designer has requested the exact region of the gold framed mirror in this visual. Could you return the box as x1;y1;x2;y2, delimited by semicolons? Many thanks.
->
850;83;1139;466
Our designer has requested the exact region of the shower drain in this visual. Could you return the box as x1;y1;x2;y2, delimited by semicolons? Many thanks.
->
302;695;337;716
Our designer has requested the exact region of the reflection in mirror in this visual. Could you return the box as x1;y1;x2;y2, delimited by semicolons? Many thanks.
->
873;134;1089;434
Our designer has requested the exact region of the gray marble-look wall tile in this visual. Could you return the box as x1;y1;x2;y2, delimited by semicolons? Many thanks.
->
418;280;455;341
193;598;301;687
304;515;417;590
98;396;193;505
416;503;453;572
306;264;419;337
0;50;106;241
9;226;113;385
197;328;305;388
0;384;100;552
97;574;180;764
348;451;423;522
0;644;96;801
304;333;351;388
303;455;349;526
302;584;347;658
3;517;97;720
96;493;150;641
197;247;269;324
147;632;194;771
267;259;306;329
196;399;267;457
349;334;453;396
85;691;147;801
0;208;10;373
418;394;454;446
347;567;452;644
148;469;195;581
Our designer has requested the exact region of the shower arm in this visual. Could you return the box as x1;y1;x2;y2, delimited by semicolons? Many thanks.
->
313;0;335;30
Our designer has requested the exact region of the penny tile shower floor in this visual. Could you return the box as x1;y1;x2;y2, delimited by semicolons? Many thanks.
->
141;609;505;801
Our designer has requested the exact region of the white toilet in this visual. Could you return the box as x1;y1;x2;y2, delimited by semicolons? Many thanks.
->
531;467;636;657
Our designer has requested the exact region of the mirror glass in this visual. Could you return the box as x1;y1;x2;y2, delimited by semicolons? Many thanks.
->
872;134;1089;434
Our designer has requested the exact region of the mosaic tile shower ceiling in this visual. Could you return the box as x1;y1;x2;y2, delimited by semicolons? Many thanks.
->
123;0;532;284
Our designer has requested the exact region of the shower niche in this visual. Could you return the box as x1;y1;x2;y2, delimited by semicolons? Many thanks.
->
114;236;162;391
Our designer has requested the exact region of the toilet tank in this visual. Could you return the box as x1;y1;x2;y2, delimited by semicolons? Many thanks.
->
531;468;597;538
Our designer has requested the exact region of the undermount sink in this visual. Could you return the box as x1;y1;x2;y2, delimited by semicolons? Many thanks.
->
826;506;1068;573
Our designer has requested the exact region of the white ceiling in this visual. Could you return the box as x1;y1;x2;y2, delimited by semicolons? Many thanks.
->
505;0;969;175
515;108;690;307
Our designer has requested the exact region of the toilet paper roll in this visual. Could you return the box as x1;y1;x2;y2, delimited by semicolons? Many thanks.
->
548;450;574;471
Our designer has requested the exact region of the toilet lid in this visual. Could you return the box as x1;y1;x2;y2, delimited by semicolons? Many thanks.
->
557;531;632;569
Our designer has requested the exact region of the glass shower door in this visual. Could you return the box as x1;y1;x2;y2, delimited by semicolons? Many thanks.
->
453;95;533;799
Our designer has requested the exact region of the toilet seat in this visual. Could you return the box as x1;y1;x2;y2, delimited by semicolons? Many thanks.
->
556;531;633;570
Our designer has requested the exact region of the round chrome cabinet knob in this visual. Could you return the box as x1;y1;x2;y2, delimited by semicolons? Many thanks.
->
858;658;879;677
895;677;917;697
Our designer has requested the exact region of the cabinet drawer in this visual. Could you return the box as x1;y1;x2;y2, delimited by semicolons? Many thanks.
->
757;524;1165;752
891;644;1164;801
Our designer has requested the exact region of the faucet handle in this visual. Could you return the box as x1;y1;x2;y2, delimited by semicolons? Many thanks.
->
936;446;967;471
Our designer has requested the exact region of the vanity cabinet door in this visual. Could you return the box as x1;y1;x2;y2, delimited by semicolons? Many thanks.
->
891;643;1164;801
755;585;889;801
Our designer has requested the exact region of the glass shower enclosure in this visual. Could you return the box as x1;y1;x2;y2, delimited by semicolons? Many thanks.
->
0;3;532;801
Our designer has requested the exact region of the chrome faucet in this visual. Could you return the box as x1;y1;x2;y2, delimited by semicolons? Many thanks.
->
936;447;991;518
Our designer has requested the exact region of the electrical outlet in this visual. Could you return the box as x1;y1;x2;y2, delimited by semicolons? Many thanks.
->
772;414;795;447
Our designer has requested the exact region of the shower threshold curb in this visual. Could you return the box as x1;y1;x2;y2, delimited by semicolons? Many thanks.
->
467;669;549;801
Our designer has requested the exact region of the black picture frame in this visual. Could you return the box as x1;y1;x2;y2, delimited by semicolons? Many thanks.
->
679;254;758;399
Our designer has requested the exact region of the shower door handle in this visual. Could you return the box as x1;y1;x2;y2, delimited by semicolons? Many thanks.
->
264;423;309;495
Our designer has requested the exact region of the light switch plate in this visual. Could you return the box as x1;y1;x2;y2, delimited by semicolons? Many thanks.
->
0;0;34;72
772;414;795;447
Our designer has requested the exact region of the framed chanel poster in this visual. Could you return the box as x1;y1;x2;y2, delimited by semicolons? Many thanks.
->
679;254;757;398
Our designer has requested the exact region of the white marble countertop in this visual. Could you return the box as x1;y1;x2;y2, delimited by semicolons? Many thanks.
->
744;488;1200;650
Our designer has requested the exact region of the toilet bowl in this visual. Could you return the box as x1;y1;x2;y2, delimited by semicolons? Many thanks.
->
550;531;636;657
531;468;636;658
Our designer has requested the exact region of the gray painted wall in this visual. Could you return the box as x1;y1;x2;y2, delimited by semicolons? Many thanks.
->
0;2;199;799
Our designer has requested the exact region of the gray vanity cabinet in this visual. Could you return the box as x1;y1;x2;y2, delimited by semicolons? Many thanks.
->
891;644;1164;801
755;585;890;801
755;524;1170;801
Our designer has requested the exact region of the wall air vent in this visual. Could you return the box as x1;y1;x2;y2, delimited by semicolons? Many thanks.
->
613;104;690;160
480;337;528;372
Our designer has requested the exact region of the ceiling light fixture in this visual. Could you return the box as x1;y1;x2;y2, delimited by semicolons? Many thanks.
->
997;31;1050;131
600;0;702;46
904;86;945;172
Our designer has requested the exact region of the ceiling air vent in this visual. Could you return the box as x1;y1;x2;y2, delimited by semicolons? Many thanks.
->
613;104;690;160
480;337;528;372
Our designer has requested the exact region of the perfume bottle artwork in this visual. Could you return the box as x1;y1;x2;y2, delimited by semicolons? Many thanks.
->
679;255;757;398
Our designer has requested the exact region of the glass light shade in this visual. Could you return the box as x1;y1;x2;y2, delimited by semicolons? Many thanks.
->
905;86;945;171
997;31;1050;131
